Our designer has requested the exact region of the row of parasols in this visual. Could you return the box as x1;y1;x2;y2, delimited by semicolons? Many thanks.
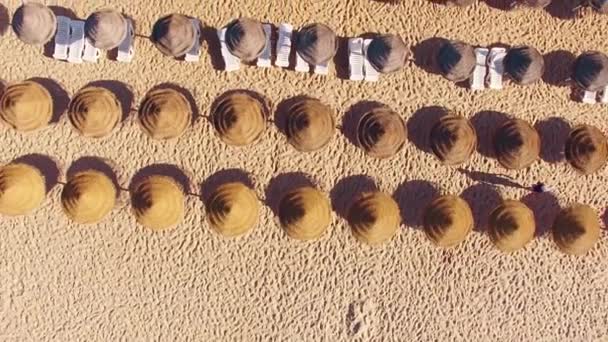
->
7;3;608;93
0;156;601;255
439;0;607;12
1;80;607;174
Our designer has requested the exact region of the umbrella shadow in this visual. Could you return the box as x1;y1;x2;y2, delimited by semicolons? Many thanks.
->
542;50;576;87
601;208;608;231
534;117;570;163
481;0;516;10
85;80;135;122
393;180;440;229
411;37;447;75
457;168;528;190
26;77;70;124
43;7;79;59
265;172;315;216
521;192;560;237
330;175;378;219
201;25;224;70
0;4;8;37
341;101;386;148
470;110;510;158
149;83;200;124
407;105;449;153
130;163;193;194
274;95;311;135
334;36;350;80
67;156;121;195
545;0;584;19
461;183;502;232
12;154;61;193
200;168;254;203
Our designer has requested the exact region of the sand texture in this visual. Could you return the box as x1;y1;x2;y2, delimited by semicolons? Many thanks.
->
1;0;608;340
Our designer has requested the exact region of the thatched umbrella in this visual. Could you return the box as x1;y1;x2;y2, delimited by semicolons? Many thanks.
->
85;9;128;50
423;195;473;247
366;34;408;74
211;91;266;146
69;86;121;138
571;51;608;92
138;88;192;140
151;14;197;57
590;0;608;13
0;163;46;216
356;106;406;159
295;23;338;65
488;200;535;253
493;118;540;170
347;191;400;245
61;170;116;224
205;182;259;237
131;175;184;231
503;46;545;85
565;124;608;175
437;40;476;82
553;204;600;255
429;114;477;165
225;18;267;62
285;97;335;152
279;186;331;241
0;81;53;132
12;2;57;45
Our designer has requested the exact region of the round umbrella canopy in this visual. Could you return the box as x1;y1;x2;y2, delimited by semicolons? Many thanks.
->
565;124;608;175
211;91;266;146
151;14;196;57
493;118;540;170
423;195;473;247
571;51;608;92
12;2;57;45
553;204;600;255
85;9;128;50
347;191;400;245
295;23;338;65
448;0;476;6
488;200;535;253
131;175;184;231
285;97;335;152
69;86;122;138
503;45;544;85
205;182;259;237
367;34;408;74
437;40;476;82
138;88;192;140
0;163;46;216
519;0;552;7
429;114;477;165
0;80;53;132
279;186;331;241
590;0;608;13
356;106;406;159
225;18;267;62
61;170;116;224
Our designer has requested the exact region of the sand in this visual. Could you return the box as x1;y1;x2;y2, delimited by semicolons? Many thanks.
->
1;0;608;340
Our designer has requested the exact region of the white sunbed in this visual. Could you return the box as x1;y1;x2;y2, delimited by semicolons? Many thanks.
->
67;20;85;63
314;61;329;75
218;27;240;71
348;38;364;81
53;16;71;60
487;47;506;90
582;90;597;104
363;39;379;82
82;38;100;63
600;86;608;104
295;51;309;73
256;24;272;67
117;19;135;63
275;23;293;68
471;47;489;91
185;19;201;62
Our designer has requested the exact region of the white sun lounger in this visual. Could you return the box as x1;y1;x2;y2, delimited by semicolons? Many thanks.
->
218;27;240;71
53;16;70;60
275;23;293;68
314;61;329;75
116;19;135;63
349;38;364;81
487;47;506;90
363;39;379;82
600;86;608;104
295;52;309;73
582;90;597;104
471;47;489;90
82;38;100;63
67;20;85;63
185;19;201;62
256;24;272;67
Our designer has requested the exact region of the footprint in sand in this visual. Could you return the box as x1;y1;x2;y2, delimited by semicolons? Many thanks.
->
347;299;377;338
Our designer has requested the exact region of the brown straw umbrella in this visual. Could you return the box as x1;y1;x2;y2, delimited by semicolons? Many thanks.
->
85;9;128;50
347;191;400;245
429;114;477;165
553;204;600;255
0;81;53;132
356;106;406;159
0;162;46;216
151;14;196;57
565;124;608;175
493;118;540;170
69;86;122;138
488;200;535;253
366;34;409;74
295;23;338;65
131;175;184;231
61;170;117;224
503;46;545;85
205;182;259;237
211;91;266;146
423;195;474;247
571;51;608;92
12;2;57;45
138;88;192;140
437;40;476;82
279;186;331;241
285;97;335;152
224;18;267;62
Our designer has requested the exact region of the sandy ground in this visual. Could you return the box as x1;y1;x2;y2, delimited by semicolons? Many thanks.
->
1;0;608;340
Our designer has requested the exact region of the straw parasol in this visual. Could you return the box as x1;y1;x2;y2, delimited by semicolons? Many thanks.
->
61;170;116;224
356;106;406;159
0;80;53;132
447;0;476;6
519;0;552;7
590;0;608;13
285;98;335;152
503;46;545;85
211;91;266;146
571;51;608;92
493;118;540;170
347;191;400;245
488;200;535;253
565;124;608;175
437;40;476;82
205;182;259;237
151;14;196;57
85;9;128;50
367;34;409;74
12;2;57;45
295;23;338;65
131;175;184;231
429;114;477;165
138;88;191;140
553;204;600;255
0;163;46;216
423;195;473;247
279;186;331;241
68;86;122;138
225;18;267;62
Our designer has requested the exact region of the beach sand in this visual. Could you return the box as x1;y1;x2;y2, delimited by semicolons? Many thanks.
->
1;0;607;340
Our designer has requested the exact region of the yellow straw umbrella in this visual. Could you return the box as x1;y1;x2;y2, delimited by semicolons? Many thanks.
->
356;106;406;159
279;186;331;241
488;200;535;252
61;170;117;224
205;182;259;237
0;163;46;216
553;204;600;255
131;175;184;231
285;98;335;152
423;195;473;247
211;91;266;146
493;118;540;170
347;191;400;245
429;114;477;165
0;81;53;132
68;86;122;138
565;124;608;175
138;88;192;140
